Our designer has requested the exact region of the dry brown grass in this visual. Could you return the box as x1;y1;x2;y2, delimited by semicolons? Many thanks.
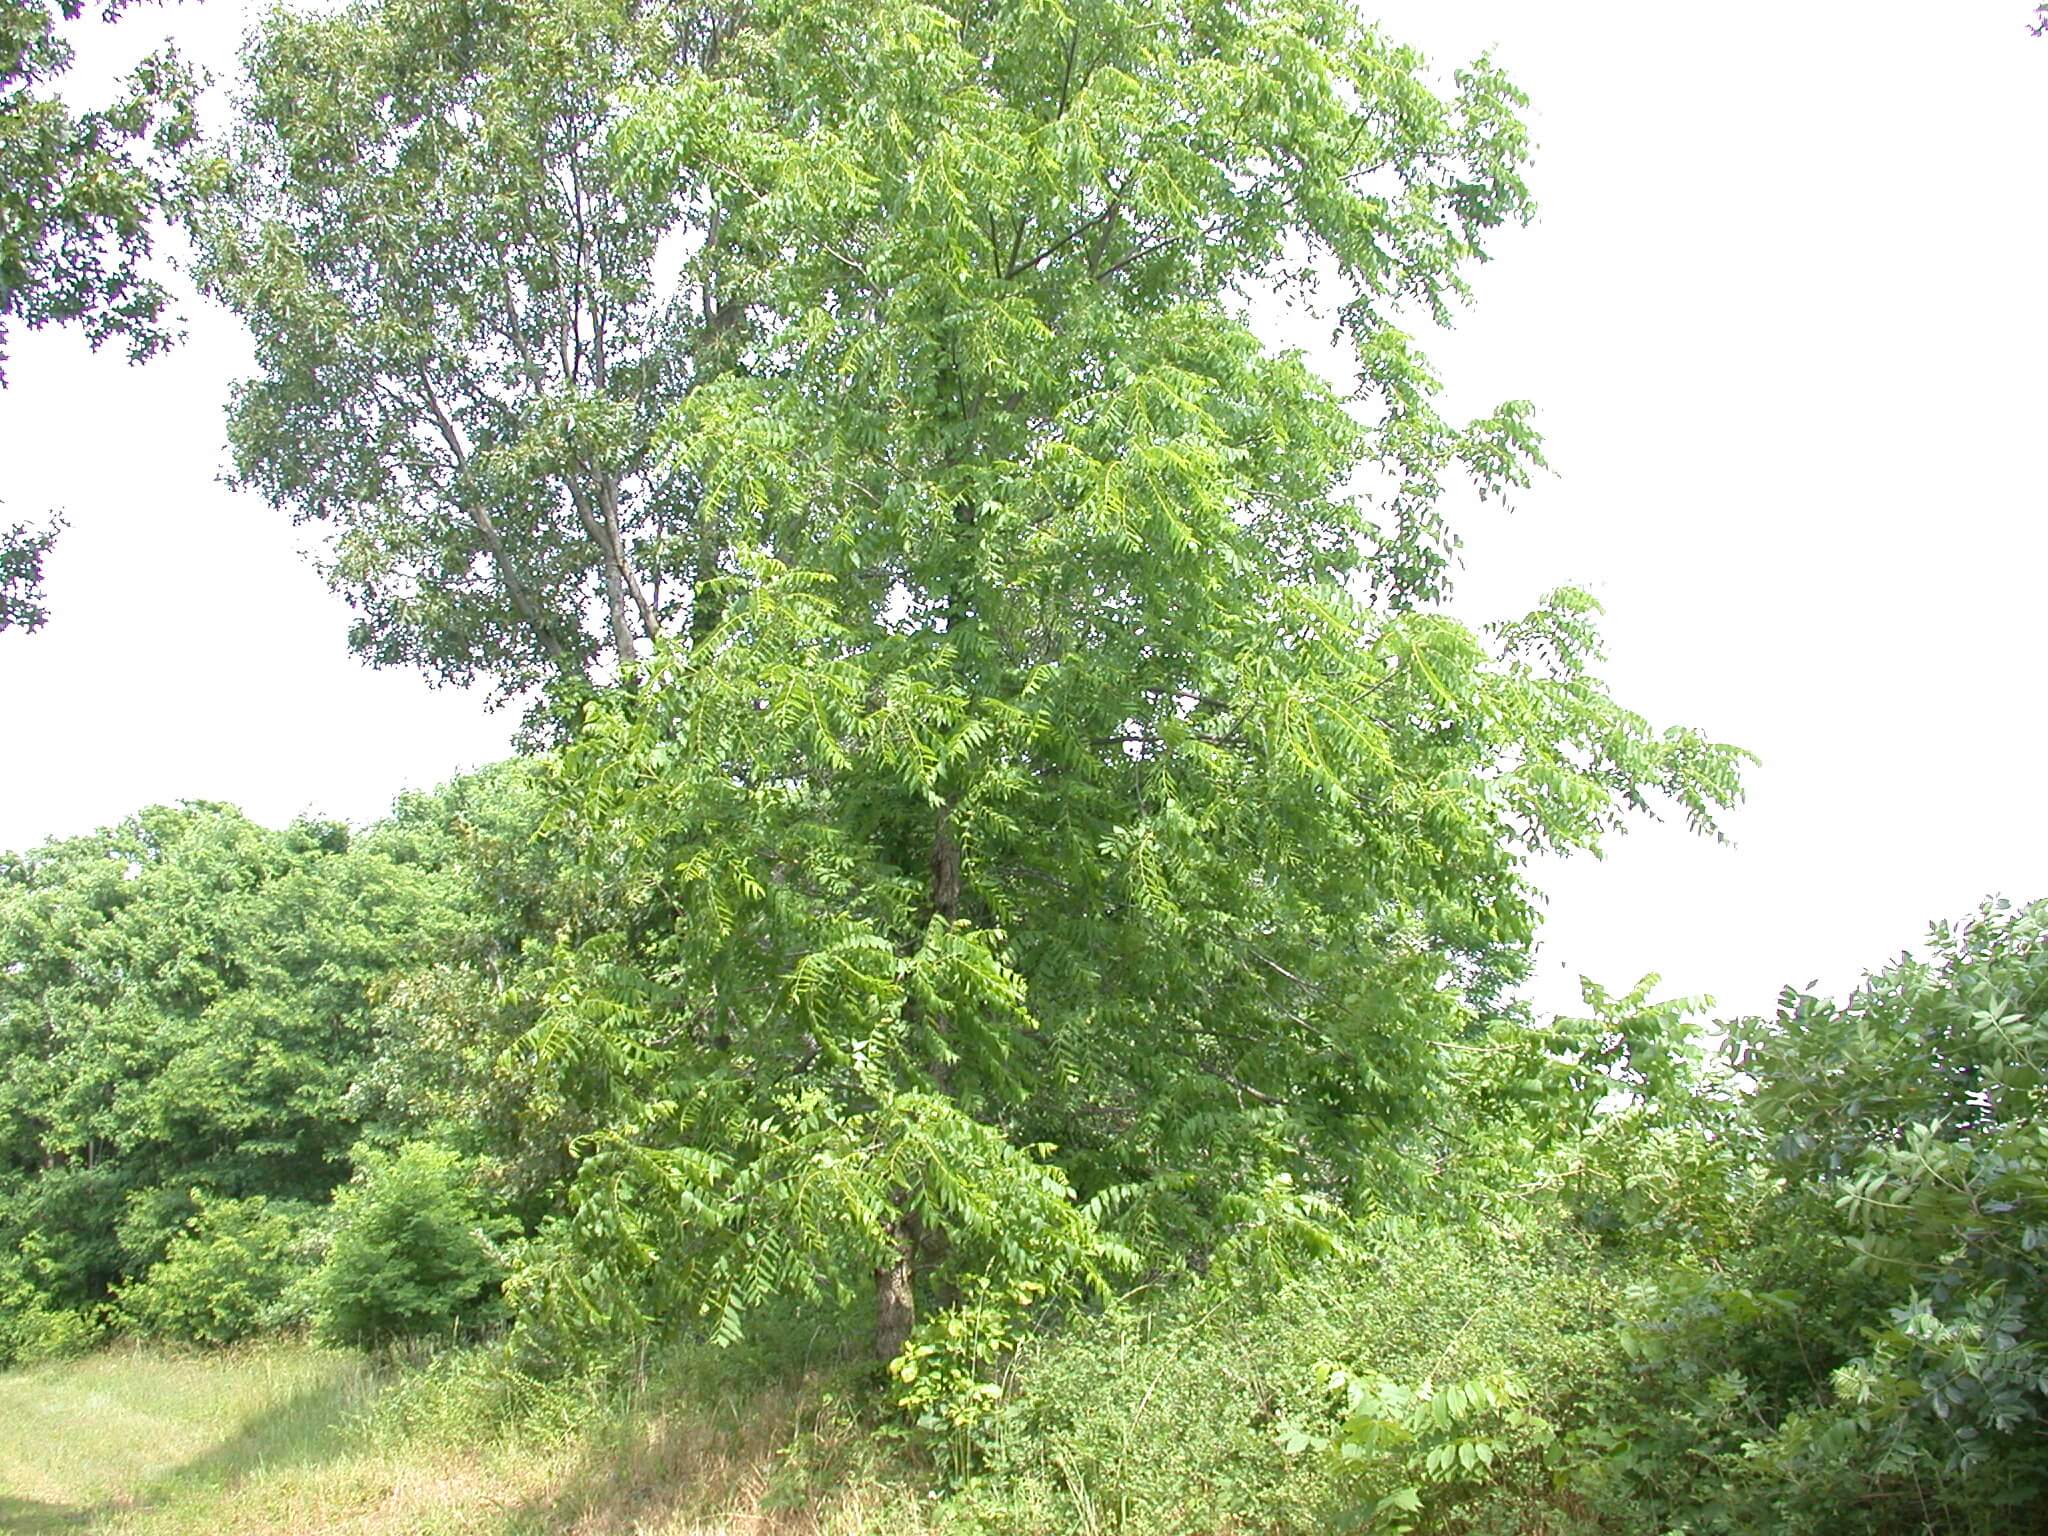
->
508;1376;923;1536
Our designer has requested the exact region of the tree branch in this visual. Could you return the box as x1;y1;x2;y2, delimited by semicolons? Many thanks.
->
417;369;574;668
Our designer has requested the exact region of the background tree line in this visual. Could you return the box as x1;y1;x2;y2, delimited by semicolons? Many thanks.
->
0;764;561;1355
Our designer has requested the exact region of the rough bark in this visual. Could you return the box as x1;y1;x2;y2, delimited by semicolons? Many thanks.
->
930;805;962;923
875;1209;920;1362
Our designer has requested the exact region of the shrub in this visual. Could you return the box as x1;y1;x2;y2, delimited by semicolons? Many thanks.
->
1735;897;2048;1500
1290;1368;1559;1535
0;1252;100;1366
313;1143;513;1347
1539;899;2048;1535
944;1216;1625;1535
118;1194;312;1345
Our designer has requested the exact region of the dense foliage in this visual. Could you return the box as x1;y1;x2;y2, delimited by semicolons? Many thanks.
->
187;0;1751;1377
116;1193;311;1346
488;0;1744;1370
915;906;2048;1535
313;1142;513;1346
0;803;425;1319
0;766;559;1358
193;0;747;701
6;766;2040;1530
1589;899;2048;1533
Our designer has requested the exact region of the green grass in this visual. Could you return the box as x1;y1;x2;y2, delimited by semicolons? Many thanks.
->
0;1341;920;1535
0;1342;501;1535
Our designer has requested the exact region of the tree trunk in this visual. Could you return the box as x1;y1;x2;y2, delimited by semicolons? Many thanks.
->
930;805;961;923
872;813;964;1363
875;1209;919;1362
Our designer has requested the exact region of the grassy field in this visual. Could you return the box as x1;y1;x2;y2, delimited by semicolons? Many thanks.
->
0;1343;919;1536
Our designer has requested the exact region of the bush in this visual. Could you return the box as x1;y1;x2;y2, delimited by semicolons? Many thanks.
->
313;1143;513;1347
0;1253;100;1366
1296;1368;1560;1535
944;1217;1625;1535
117;1194;312;1345
1596;901;2048;1534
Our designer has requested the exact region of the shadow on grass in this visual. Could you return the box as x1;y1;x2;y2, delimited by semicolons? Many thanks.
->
0;1493;96;1534
157;1360;379;1494
8;1357;380;1534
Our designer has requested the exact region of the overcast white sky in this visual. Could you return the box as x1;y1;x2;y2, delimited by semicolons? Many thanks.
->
2;0;2043;1022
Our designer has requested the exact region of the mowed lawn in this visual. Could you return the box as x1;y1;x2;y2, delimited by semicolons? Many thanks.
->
0;1343;910;1536
0;1343;526;1534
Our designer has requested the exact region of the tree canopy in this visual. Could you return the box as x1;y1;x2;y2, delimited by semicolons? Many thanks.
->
193;0;747;703
0;803;418;1305
13;0;1754;1371
0;0;197;378
466;0;1751;1362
